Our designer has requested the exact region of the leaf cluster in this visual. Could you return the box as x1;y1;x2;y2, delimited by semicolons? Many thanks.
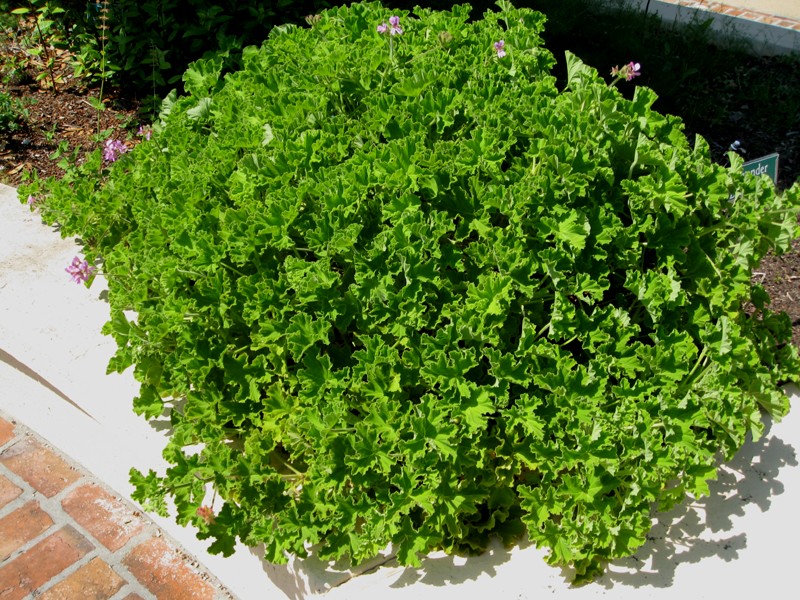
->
0;90;29;133
20;0;800;583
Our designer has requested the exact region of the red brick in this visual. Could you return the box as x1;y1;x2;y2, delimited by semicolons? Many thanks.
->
0;474;22;509
62;484;147;552
123;537;215;600
0;500;54;561
723;8;745;17
749;12;778;25
0;437;81;497
37;557;125;600
0;526;92;600
0;418;14;446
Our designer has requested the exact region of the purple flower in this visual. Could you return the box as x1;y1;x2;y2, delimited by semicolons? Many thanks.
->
65;256;96;284
378;16;403;36
611;61;641;81
388;15;403;36
625;61;641;80
27;195;41;209
103;139;128;163
137;125;152;141
494;40;506;58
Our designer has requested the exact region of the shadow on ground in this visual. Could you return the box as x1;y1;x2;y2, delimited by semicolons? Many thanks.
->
597;398;798;589
148;385;799;597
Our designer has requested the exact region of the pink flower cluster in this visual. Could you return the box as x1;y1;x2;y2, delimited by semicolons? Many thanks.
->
377;15;403;36
103;138;128;163
196;505;215;524
65;256;96;284
611;61;641;81
137;125;152;141
494;40;506;58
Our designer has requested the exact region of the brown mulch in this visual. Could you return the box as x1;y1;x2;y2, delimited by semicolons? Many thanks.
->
0;85;140;182
1;59;798;348
759;236;800;347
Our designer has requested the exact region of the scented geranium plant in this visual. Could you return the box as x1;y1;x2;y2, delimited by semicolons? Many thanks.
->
20;0;800;583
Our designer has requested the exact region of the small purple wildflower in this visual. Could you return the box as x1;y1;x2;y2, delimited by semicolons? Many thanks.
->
137;125;152;141
388;15;403;36
103;138;128;163
27;195;41;209
65;256;96;284
378;15;403;36
494;40;506;58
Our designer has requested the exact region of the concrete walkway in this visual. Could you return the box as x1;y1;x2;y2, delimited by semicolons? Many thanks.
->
630;0;800;54
691;0;800;21
0;183;306;600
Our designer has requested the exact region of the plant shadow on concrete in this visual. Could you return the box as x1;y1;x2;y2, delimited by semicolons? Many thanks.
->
597;402;798;588
336;394;798;592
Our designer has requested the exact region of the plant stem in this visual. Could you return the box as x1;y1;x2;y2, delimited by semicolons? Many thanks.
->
96;1;109;137
273;453;304;476
29;1;57;92
680;344;709;395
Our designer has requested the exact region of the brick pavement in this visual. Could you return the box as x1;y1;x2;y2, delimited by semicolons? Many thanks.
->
0;413;235;600
657;0;800;30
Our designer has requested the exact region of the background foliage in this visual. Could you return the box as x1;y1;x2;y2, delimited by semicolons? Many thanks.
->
1;0;331;97
4;0;799;183
0;90;27;132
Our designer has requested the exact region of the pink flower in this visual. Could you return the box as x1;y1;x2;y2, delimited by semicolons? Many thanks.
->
378;16;403;36
611;61;641;81
494;40;506;58
103;139;128;163
27;195;41;209
196;505;215;524
137;125;152;141
65;256;96;284
388;15;403;36
625;61;641;80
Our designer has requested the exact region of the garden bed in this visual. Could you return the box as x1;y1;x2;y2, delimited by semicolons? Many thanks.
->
1;1;799;595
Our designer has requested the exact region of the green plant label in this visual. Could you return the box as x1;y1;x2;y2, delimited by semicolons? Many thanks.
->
742;153;779;184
